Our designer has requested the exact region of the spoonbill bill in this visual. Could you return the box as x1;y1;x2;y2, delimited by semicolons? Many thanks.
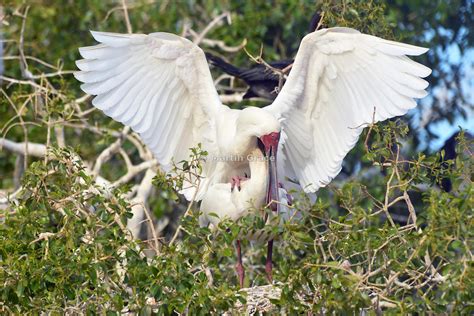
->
74;26;431;286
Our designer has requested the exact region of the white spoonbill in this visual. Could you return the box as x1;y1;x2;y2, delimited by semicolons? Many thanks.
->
74;27;431;286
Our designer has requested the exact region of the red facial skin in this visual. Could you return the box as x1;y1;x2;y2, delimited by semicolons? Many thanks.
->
260;132;280;155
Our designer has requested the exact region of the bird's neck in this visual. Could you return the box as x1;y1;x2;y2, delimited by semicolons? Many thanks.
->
230;133;257;157
245;147;268;193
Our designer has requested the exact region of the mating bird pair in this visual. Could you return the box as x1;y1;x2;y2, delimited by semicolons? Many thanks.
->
74;18;430;287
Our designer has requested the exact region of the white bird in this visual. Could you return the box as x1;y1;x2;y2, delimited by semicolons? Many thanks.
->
200;146;268;227
74;27;431;286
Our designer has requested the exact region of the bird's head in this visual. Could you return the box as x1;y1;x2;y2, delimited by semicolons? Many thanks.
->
237;106;281;160
237;106;281;211
237;106;281;146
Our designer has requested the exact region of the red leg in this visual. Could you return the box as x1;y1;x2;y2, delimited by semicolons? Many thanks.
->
236;240;245;287
265;239;273;283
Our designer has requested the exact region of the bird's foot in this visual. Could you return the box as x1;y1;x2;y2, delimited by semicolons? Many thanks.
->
231;176;248;192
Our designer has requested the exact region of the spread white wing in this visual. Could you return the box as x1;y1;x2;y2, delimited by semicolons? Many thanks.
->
265;27;431;192
75;31;226;199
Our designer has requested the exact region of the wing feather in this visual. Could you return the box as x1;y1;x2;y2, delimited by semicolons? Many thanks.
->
266;27;431;192
75;31;226;200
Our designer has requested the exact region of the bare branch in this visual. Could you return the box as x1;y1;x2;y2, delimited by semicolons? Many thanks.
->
112;159;158;188
194;12;231;45
18;6;32;80
0;138;46;157
127;169;156;239
92;126;131;178
121;0;132;34
219;92;245;104
188;29;246;52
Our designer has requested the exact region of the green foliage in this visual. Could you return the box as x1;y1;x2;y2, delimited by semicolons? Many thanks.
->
320;0;395;38
0;147;243;313
1;129;472;314
153;143;208;195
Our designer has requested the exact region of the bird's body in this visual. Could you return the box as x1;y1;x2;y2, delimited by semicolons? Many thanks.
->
200;146;268;227
196;106;280;191
74;26;431;286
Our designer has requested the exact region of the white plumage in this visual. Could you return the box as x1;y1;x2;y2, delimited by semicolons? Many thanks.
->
266;27;430;192
75;27;430;224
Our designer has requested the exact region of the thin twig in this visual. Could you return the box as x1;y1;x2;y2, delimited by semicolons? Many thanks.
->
121;0;132;34
194;12;231;45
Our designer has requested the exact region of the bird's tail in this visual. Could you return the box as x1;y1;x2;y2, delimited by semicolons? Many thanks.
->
205;52;243;77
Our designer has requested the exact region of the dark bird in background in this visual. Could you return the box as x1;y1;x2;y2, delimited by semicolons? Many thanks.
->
206;12;324;101
439;131;473;192
205;53;293;100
